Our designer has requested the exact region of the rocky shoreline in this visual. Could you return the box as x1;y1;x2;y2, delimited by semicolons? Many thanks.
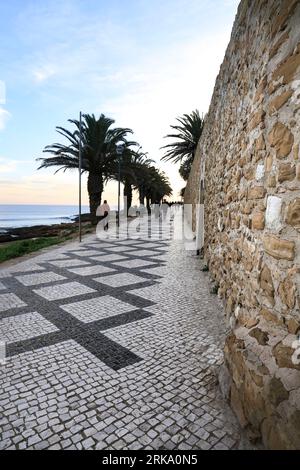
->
0;213;91;243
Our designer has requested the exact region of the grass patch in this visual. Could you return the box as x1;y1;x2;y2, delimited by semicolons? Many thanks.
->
0;237;67;264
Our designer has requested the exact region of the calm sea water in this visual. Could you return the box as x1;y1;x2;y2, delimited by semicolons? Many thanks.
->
0;204;90;230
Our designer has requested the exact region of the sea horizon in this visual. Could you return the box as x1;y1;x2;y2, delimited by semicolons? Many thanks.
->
0;203;91;230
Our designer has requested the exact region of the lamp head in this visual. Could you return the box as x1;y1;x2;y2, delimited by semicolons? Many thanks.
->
116;143;125;155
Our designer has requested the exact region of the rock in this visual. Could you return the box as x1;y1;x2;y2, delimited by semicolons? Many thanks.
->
230;382;247;428
255;134;266;151
286;198;300;228
249;369;264;388
278;277;296;309
260;307;284;326
269;31;289;59
287;318;300;335
273;343;300;371
267;175;277;187
263;235;295;261
254;77;267;103
261;419;293;450
271;43;300;88
269;90;293;115
248;109;265;131
248;186;266;200
265;195;282;231
268;377;289;407
260;264;275;304
238;310;259;328
265;154;273;172
270;0;299;38
278;162;296;182
252;211;265;230
249;327;269;346
268;122;294;158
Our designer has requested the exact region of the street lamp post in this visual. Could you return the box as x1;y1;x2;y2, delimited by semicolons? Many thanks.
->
78;111;82;243
116;144;124;228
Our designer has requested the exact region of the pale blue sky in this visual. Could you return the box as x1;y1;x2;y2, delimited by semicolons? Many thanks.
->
0;0;240;204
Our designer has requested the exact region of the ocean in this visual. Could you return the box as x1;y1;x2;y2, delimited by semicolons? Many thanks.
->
0;204;90;231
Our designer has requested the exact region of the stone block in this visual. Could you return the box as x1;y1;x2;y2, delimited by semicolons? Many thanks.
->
252;211;265;230
271;43;300;87
269;90;293;115
286;198;300;228
259;264;275;304
255;134;266;151
273;342;300;371
248;109;265;131
278;162;296;183
278;277;296;309
248;186;266;200
268;122;294;158
265;196;282;231
263;235;295;260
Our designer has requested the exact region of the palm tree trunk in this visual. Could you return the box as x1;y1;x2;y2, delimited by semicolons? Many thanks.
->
124;180;132;216
87;171;103;225
146;196;151;214
139;187;145;206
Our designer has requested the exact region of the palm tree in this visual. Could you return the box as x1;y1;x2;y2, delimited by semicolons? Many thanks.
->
115;147;153;215
141;166;172;212
37;114;135;224
161;110;204;181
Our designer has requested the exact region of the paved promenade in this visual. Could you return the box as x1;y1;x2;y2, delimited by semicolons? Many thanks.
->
0;216;249;450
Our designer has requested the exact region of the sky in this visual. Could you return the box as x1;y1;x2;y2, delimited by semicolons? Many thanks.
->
0;0;240;206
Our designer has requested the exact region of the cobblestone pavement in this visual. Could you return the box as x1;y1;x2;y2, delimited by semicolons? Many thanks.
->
0;216;250;450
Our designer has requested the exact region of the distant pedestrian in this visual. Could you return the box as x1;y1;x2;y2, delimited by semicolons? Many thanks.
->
97;200;110;230
160;200;169;221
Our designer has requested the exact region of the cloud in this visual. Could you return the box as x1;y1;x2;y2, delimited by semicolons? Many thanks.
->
4;0;239;202
33;65;56;83
0;158;18;173
99;29;232;197
0;108;11;130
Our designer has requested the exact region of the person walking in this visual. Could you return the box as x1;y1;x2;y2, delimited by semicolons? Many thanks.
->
97;200;110;230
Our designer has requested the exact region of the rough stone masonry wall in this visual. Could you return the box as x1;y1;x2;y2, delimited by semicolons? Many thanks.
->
184;0;300;449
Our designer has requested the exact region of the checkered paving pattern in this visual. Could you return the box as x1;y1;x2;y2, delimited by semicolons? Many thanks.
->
125;249;161;257
94;273;149;288
0;293;27;312
16;272;66;286
0;216;252;450
0;312;58;343
112;259;155;269
67;265;115;276
49;259;90;268
33;281;96;301
61;296;139;323
70;250;103;257
90;254;127;263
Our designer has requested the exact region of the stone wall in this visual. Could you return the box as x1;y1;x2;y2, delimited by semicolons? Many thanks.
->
185;0;300;449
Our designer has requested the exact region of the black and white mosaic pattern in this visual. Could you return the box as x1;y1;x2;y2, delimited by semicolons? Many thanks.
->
0;217;253;450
